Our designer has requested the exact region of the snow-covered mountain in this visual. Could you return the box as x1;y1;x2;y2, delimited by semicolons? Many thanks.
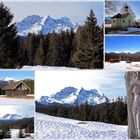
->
16;15;79;36
2;77;18;82
39;87;108;106
0;77;17;89
0;114;26;120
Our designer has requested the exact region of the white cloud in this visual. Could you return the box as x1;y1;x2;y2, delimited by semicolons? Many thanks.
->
0;105;34;117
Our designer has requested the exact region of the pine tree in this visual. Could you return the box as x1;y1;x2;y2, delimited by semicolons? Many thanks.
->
71;9;103;69
34;37;45;65
0;2;19;68
47;32;61;66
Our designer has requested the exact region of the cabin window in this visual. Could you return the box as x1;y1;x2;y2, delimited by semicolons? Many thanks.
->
113;20;115;23
123;20;125;23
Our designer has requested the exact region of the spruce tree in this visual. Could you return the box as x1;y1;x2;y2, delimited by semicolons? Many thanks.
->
46;32;61;66
34;37;45;65
0;2;19;68
71;9;103;69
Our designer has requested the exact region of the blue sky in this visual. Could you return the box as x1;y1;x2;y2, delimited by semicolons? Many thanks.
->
106;36;140;53
3;1;103;25
0;105;34;117
0;71;34;80
123;1;140;20
35;71;126;100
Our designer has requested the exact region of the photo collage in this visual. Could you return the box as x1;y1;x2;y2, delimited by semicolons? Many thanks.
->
0;0;140;140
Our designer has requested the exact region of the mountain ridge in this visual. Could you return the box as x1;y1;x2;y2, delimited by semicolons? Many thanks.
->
16;15;79;36
0;114;28;121
39;87;108;106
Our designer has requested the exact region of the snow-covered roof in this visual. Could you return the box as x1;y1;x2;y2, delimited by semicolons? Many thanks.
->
112;13;129;19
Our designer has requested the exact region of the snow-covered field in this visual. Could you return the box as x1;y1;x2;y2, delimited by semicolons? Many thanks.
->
105;61;140;70
106;27;140;34
4;138;33;140
35;112;128;140
117;27;140;34
3;129;34;140
0;97;34;105
22;65;79;70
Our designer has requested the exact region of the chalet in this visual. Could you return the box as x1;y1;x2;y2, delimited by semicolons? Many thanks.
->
111;4;136;28
2;81;31;97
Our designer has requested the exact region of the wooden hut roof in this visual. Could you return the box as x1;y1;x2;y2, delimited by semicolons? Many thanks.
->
2;81;31;91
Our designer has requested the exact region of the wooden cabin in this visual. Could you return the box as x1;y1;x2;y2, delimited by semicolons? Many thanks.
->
2;81;31;97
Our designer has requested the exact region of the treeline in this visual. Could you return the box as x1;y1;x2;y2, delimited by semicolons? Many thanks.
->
36;97;127;125
0;117;34;139
0;2;103;69
105;52;140;62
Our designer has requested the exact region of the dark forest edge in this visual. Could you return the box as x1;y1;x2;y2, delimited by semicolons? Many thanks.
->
36;97;127;125
0;117;34;139
0;2;103;69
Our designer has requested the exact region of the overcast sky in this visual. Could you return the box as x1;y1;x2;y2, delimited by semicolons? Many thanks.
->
0;105;34;118
35;71;126;100
2;1;103;25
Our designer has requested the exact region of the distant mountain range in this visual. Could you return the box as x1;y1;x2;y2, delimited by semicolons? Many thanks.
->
0;114;27;121
16;15;79;36
105;52;140;62
39;87;108;106
0;77;17;89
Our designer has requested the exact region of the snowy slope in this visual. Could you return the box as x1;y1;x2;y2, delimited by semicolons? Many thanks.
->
39;87;107;106
16;15;78;36
35;113;128;140
22;65;79;70
105;61;140;70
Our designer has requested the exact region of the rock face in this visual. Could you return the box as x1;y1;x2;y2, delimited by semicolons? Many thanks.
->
16;15;79;36
39;87;108;106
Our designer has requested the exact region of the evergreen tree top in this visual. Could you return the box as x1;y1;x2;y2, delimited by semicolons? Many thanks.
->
85;9;97;27
0;2;14;27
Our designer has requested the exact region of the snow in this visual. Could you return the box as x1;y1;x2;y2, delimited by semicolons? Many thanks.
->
3;129;34;140
117;27;140;34
35;113;128;140
39;87;107;106
105;61;140;70
2;77;17;82
16;15;78;36
22;65;79;70
105;24;111;28
11;129;19;138
4;138;33;140
0;114;24;120
0;97;34;105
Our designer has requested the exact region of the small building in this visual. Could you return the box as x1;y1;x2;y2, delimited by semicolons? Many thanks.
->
111;4;136;28
2;81;31;97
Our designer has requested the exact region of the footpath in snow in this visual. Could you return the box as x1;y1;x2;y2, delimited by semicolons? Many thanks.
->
35;113;128;140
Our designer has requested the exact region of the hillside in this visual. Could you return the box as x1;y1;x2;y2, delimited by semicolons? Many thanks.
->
35;112;128;140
